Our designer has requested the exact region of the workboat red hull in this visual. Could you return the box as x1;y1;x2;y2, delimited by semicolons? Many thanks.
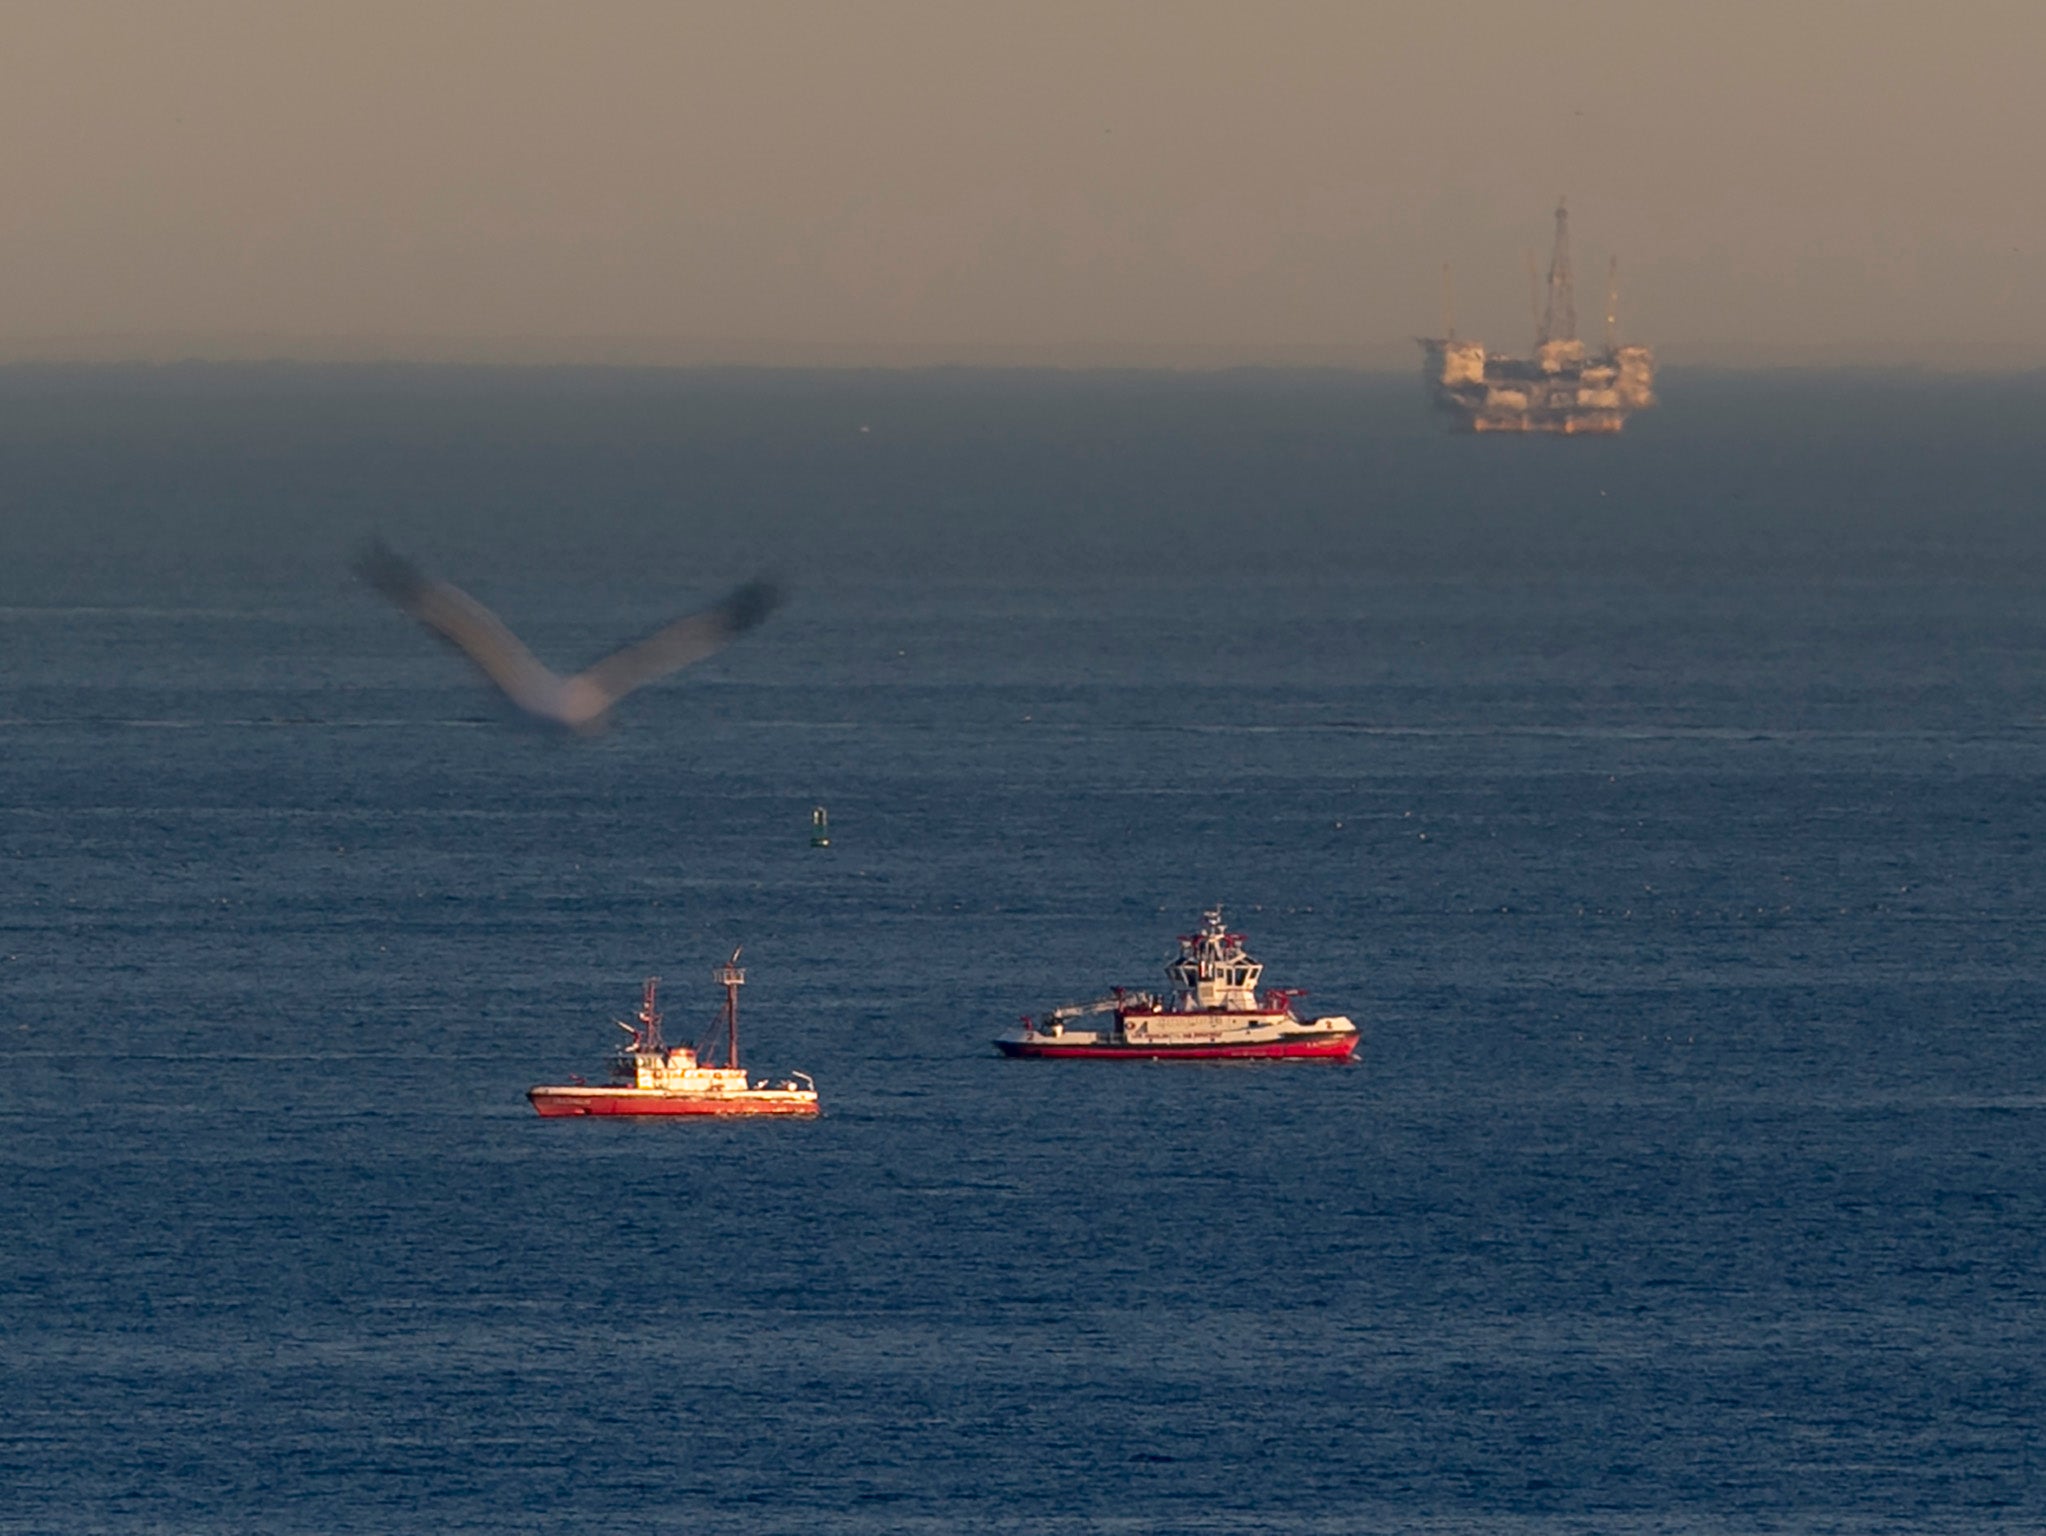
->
994;1033;1359;1062
528;1087;818;1117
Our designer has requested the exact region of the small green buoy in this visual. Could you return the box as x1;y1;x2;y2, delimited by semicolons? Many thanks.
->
810;805;831;848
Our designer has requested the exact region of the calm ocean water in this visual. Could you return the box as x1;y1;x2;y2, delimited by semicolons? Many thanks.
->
3;366;2044;1533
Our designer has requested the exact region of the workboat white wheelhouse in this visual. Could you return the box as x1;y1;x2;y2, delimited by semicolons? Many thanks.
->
995;909;1359;1062
529;954;819;1117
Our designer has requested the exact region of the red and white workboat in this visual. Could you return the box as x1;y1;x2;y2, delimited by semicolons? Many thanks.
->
995;909;1360;1062
529;952;819;1117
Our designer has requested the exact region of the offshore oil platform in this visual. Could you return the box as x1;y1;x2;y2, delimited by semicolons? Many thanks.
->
1420;200;1655;434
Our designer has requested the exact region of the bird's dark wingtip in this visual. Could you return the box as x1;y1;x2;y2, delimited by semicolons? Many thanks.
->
721;576;784;634
354;538;428;606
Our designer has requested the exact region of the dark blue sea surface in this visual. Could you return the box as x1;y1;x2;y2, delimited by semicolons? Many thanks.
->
3;366;2045;1533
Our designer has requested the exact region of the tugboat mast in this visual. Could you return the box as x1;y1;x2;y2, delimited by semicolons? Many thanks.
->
714;948;745;1069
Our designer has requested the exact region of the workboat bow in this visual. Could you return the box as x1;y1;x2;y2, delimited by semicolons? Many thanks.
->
996;909;1359;1062
529;954;819;1116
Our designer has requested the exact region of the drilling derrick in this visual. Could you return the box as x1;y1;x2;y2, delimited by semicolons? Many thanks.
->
1418;199;1655;434
1537;198;1575;347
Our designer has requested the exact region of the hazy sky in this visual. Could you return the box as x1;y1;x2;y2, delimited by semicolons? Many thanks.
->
2;1;2042;368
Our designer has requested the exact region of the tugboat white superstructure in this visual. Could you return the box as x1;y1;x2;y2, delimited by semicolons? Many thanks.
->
995;909;1359;1062
529;954;819;1117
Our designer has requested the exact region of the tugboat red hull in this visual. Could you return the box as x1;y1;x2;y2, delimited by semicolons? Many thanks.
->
528;1087;819;1117
993;1034;1358;1062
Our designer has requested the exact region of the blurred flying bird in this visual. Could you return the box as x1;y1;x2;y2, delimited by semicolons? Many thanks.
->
356;540;780;733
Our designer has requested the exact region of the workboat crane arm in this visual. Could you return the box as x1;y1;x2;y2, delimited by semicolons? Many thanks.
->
1047;996;1121;1024
1040;989;1153;1025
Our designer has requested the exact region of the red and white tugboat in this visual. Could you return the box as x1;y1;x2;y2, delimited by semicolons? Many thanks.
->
995;909;1359;1062
529;952;819;1117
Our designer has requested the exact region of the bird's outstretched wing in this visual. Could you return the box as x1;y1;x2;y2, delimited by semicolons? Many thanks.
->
570;578;781;720
356;540;572;719
355;540;780;731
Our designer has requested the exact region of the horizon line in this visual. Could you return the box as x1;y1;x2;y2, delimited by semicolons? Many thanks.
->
3;333;2046;375
0;354;2041;379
